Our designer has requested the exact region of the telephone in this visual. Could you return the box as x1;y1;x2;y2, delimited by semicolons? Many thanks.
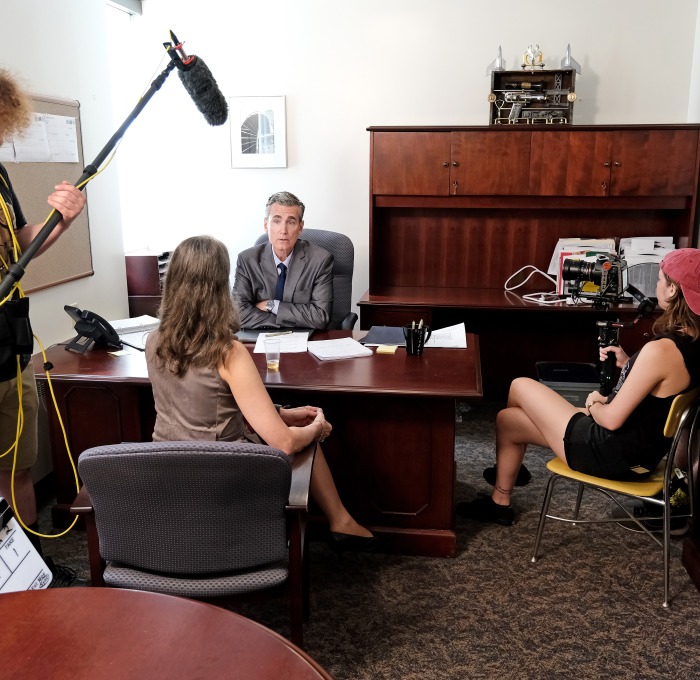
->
64;305;123;354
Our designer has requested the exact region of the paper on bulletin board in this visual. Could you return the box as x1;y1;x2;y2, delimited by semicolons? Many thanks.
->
0;498;52;592
8;112;79;163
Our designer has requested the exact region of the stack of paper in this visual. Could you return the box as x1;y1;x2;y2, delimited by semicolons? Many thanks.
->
307;338;373;361
108;315;160;350
620;236;675;266
548;238;616;276
109;315;160;334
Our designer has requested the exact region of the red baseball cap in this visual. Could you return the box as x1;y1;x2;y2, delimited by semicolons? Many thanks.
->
661;248;700;315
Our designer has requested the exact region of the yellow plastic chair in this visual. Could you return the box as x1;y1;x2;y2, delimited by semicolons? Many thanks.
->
532;387;700;607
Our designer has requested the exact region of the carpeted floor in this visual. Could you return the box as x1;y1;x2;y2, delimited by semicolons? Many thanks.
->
39;401;700;679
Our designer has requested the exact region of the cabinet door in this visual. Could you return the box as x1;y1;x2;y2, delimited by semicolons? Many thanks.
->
611;130;699;196
451;131;531;195
372;131;450;195
529;131;613;196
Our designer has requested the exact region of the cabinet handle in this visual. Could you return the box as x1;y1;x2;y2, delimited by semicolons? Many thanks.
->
603;161;611;168
442;161;449;167
452;161;460;167
601;181;608;195
613;160;621;167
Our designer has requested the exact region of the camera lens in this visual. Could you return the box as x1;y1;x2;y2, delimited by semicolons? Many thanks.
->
562;259;593;281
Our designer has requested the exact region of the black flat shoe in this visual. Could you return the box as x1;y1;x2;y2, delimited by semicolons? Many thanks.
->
456;495;515;526
329;532;379;555
483;464;531;487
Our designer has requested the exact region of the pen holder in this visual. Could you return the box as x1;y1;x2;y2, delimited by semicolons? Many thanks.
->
403;325;432;356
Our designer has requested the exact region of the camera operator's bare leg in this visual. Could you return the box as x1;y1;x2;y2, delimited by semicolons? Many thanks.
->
459;378;579;524
492;378;578;505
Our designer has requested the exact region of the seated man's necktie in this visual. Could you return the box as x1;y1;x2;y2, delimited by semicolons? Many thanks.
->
275;262;287;301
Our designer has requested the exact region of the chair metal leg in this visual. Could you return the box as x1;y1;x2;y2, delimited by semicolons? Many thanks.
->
573;483;585;520
663;497;671;608
532;475;558;562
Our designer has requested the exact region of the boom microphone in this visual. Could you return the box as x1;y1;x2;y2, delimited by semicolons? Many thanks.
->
168;31;228;126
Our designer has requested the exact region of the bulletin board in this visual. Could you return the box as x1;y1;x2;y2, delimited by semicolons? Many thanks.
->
4;94;93;293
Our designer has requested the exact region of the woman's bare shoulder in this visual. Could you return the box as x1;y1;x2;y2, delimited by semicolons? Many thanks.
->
642;336;682;359
219;339;252;375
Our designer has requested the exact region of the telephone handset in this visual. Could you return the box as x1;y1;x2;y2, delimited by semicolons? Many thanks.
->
64;305;123;354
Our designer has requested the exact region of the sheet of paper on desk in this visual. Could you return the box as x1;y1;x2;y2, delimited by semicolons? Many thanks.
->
424;323;467;348
307;337;373;360
253;332;310;353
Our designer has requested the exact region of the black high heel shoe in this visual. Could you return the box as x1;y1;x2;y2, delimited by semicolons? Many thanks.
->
329;532;379;555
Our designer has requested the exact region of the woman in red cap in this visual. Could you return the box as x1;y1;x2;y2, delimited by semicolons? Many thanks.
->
459;248;700;526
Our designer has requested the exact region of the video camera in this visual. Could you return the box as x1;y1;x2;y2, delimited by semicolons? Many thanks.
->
562;253;628;306
562;253;657;395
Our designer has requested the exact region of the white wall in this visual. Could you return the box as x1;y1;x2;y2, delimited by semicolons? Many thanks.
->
1;0;127;347
113;0;700;314
690;0;700;121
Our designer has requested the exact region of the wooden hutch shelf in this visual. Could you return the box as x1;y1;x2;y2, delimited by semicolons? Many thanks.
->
360;124;700;398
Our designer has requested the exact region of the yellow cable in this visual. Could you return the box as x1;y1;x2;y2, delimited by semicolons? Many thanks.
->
7;339;79;539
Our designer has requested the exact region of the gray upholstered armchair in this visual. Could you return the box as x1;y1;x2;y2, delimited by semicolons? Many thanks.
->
255;228;358;329
71;440;315;647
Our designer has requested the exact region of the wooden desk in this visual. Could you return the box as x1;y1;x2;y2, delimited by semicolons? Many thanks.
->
0;588;333;679
34;331;481;556
359;287;653;399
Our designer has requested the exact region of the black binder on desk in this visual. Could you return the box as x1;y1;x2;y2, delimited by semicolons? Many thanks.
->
359;326;405;346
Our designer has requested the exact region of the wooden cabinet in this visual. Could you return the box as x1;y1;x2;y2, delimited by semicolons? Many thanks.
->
451;131;530;195
372;130;531;196
364;124;700;398
530;129;699;196
125;252;170;317
372;131;449;195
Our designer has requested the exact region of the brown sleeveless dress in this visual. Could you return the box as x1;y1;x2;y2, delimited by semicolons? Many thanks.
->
145;331;260;444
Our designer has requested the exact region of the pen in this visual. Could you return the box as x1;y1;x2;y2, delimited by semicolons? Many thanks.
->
266;331;293;337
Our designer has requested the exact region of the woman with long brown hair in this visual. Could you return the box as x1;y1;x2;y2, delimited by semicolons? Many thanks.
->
146;235;376;552
459;248;700;526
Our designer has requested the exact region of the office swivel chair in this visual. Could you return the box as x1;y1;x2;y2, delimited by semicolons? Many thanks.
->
254;228;358;329
71;440;316;647
531;388;700;607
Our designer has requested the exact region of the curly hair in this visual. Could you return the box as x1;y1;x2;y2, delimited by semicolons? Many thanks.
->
653;269;700;341
154;236;241;376
0;69;32;140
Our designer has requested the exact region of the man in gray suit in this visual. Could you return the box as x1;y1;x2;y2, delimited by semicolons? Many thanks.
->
233;191;333;329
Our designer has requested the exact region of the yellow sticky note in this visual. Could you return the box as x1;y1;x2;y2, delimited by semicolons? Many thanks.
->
376;344;398;354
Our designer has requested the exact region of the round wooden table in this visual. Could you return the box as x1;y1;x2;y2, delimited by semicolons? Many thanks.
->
0;588;334;679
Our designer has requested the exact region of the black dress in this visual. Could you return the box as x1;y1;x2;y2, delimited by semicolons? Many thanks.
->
564;334;700;478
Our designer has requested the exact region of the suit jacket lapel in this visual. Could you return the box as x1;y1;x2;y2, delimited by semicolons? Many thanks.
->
259;244;279;298
284;241;307;301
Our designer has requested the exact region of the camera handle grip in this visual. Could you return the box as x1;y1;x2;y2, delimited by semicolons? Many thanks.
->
599;351;616;397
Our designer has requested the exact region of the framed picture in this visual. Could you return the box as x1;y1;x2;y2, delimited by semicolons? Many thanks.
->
230;95;287;168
